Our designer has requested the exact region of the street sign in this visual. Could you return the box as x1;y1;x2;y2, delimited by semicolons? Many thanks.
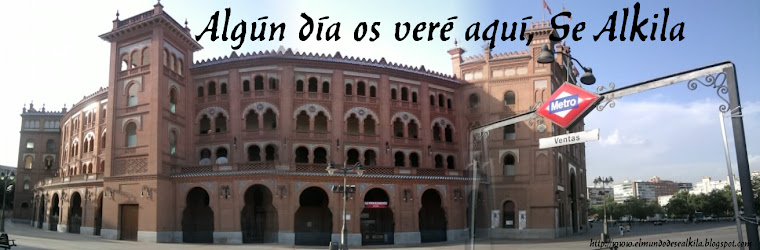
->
539;129;600;149
364;201;388;208
536;83;601;128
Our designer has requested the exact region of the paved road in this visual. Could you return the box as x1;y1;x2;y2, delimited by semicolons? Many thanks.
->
2;220;751;249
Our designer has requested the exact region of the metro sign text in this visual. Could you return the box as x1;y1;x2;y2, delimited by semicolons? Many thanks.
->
537;83;601;128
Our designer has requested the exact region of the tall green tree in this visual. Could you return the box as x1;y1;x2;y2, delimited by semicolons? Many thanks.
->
666;191;692;219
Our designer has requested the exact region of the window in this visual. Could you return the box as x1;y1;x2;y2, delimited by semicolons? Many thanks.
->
296;80;304;92
364;150;376;166
296;111;310;131
444;125;453;142
346;149;359;165
265;145;278;161
215;114;227;133
504;91;516;105
433;124;441;141
394;152;405;167
295;147;309;163
163;49;168;66
45;156;54;169
438;94;445;107
177;60;183;75
142;48;150;65
24;155;33;169
321;81;330;93
255;75;264;90
263;109;277;129
314;112;328;132
197;86;204;97
434;155;443;168
409;153;419;167
503;124;515;140
243;80;251;92
270;77;279;90
447;99;452;109
401;87;409;101
308;77;318;92
408;120;418;139
169;54;176;71
200;149;212;165
121;54;129;71
215;147;228;164
430;95;435;106
220;83;228;94
503;154;516;176
391;89;397;100
393;119;404;138
469;94;479;109
357;81;366;96
446;156;455;169
131;51;139;69
248;145;261;161
127;84;139;107
125;122;137;148
346;114;359;134
169;131;177;156
412;92;418;103
169;88;178;114
26;139;34;149
364;116;376;135
369;86;376;97
345;83;353;95
23;181;30;190
199;115;211;134
245;111;259;130
208;82;216;95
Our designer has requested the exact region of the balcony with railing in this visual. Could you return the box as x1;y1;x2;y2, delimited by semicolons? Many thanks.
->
38;173;104;188
118;65;150;78
295;91;331;100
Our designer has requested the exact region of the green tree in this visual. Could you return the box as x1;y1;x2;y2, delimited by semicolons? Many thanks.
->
666;191;692;219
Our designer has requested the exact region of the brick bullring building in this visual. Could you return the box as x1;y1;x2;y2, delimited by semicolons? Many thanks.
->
24;3;587;246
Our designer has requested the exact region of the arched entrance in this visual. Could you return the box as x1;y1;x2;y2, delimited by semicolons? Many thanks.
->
466;191;488;238
95;193;103;235
570;172;578;233
182;187;214;243
37;195;45;229
361;188;394;245
294;187;332;246
49;194;59;231
241;185;278;243
68;192;82;234
419;189;447;243
502;201;516;228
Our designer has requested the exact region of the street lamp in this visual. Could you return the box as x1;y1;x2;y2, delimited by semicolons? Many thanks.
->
0;172;15;232
326;161;365;250
593;176;613;243
537;44;596;85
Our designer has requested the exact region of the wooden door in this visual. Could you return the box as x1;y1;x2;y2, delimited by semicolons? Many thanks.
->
120;204;139;241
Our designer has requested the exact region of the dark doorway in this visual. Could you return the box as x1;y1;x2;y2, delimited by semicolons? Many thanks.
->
241;185;278;243
419;189;447;243
570;172;578;233
120;204;139;241
361;188;394;245
466;191;488;238
503;201;516;228
182;187;214;243
68;192;82;234
294;187;332;246
49;194;59;231
95;193;103;235
37;196;45;229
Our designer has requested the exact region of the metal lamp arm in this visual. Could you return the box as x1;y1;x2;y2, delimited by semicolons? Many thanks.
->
555;51;588;71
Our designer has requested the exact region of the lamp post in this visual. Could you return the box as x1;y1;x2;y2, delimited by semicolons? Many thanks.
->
326;161;365;250
593;176;613;243
537;44;596;85
0;172;15;232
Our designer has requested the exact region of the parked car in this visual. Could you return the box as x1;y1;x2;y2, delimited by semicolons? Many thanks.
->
653;221;663;226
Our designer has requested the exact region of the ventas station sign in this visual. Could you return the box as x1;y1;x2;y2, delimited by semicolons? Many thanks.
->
537;83;601;128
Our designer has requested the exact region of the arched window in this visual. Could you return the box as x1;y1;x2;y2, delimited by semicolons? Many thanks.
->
265;145;278;161
169;54;176;72
127;83;139;107
296;111;310;131
163;49;168;66
429;95;435;106
393;119;404;138
169;88;178;114
89;137;94;152
369;86;376;97
125;122;137;148
101;132;106;149
432;124;442;141
401;87;409;101
215;147;228;164
23;180;30;190
295;147;309;164
444;125;453;142
177;60;183;75
447;99;452;109
409;153;419;168
469;94;479;109
269;77;279;90
504;91;516;105
322;81;330;93
345;83;353;95
296;80;304;92
408;120;419;139
99;160;105;172
169;131;177;156
364;150;376;166
248;145;261;162
314;112;328;132
131;51;139;69
503;154;516;176
197;86;204;97
199;115;211;134
363;115;376;135
313;147;327;164
245;111;259;130
208;81;217;96
438;94;445;107
142;48;150;65
308;77;318;92
391;89;397;100
346;149;359;165
394;152;405;167
121;54;129;71
215;114;227;133
357;81;366;96
346;114;359;134
26;139;34;149
263;109;277;129
503;124;515;140
243;80;251;92
44;156;54;169
24;155;33;169
220;83;228;94
254;75;264;90
434;155;443;168
200;149;212;165
412;92;418;103
446;156;455;169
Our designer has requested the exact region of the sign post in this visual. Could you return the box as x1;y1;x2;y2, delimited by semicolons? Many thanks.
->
539;129;600;149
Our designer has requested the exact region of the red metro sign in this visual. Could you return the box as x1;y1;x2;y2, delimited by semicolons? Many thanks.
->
536;83;601;128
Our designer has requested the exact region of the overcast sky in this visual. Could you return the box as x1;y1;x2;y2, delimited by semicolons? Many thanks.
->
1;0;758;185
